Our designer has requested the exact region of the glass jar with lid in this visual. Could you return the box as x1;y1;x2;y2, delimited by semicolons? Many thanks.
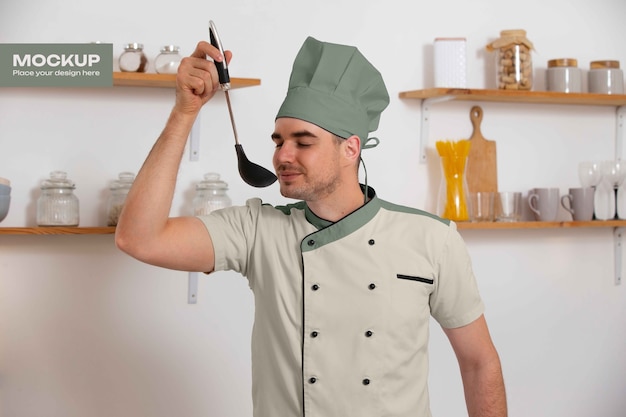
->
119;43;147;73
588;60;624;94
192;173;232;215
155;45;182;74
486;29;534;90
546;58;582;93
106;172;135;226
37;171;79;226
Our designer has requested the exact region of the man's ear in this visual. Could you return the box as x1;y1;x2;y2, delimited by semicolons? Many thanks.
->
343;135;361;164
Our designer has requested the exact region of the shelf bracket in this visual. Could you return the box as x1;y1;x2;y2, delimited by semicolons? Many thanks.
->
419;95;455;163
188;271;199;303
616;106;625;161
614;227;625;286
189;112;201;162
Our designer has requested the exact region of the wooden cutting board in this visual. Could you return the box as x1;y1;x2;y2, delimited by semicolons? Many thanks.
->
466;105;498;193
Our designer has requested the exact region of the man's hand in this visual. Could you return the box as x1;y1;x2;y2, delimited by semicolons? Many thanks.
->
174;41;233;116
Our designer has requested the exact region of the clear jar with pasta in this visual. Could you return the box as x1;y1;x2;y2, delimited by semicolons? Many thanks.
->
106;172;135;226
192;173;232;215
487;29;534;90
36;171;79;226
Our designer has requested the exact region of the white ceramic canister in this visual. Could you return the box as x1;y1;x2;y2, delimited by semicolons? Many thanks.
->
588;60;624;94
546;58;582;93
433;37;467;88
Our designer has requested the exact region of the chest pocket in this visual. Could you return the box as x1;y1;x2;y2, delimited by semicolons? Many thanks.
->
396;274;434;285
388;270;435;323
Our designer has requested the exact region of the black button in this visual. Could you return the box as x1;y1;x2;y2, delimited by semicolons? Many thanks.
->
365;330;373;337
309;377;317;384
312;284;319;291
307;239;315;246
368;239;375;245
368;283;376;290
362;378;370;385
311;331;318;338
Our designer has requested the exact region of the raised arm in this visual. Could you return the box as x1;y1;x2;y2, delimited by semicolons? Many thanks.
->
115;42;232;273
443;314;508;417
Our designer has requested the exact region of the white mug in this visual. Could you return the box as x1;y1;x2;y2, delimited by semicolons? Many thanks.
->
528;188;560;221
561;187;594;221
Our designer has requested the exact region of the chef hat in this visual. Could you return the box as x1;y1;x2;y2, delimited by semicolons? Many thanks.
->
276;37;389;148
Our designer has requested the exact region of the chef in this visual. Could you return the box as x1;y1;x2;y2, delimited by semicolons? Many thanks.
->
116;36;507;417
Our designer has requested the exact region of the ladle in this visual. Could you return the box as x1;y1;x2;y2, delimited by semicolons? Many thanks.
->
209;21;277;188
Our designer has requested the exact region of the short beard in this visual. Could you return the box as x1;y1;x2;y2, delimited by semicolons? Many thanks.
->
280;173;341;202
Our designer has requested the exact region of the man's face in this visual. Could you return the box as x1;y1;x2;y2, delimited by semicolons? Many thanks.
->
272;118;344;202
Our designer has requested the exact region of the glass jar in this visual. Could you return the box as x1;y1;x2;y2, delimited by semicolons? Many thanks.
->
155;45;182;74
119;43;147;73
437;155;470;222
588;60;624;94
106;172;135;226
436;140;471;222
487;29;534;90
37;171;79;226
546;58;582;93
192;173;232;215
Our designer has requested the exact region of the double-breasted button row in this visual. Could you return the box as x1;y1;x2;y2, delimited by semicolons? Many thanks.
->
312;282;375;291
307;376;372;386
309;330;371;338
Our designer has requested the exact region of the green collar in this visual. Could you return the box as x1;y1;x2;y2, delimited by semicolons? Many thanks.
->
301;185;379;251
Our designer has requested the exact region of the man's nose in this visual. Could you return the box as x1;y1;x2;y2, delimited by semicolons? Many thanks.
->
274;142;295;163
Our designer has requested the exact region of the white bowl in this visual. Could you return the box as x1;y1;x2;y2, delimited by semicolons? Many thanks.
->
0;183;10;196
0;195;10;222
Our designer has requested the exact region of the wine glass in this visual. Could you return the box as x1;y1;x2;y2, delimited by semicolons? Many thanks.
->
601;160;626;190
595;160;625;220
578;161;602;188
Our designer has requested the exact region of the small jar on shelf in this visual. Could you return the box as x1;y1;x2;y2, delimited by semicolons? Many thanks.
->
487;29;534;90
588;60;624;94
106;172;135;226
546;58;582;93
36;171;79;227
119;43;147;73
192;173;232;215
155;45;182;74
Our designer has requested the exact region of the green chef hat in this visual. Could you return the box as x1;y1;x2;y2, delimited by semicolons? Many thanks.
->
276;37;390;148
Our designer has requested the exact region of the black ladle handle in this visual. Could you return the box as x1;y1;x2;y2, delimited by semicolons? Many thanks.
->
209;20;230;87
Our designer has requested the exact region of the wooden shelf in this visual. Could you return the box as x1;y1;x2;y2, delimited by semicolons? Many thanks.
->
456;220;626;230
1;221;624;234
0;227;115;235
112;72;261;89
398;88;626;106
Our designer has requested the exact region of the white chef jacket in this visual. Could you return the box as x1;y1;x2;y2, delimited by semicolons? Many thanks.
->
198;186;484;417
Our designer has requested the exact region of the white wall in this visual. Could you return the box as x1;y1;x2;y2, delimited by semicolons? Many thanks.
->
1;0;626;416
